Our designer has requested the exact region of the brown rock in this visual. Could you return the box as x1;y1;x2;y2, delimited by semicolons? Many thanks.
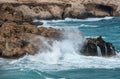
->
0;0;120;19
0;3;23;22
0;21;62;58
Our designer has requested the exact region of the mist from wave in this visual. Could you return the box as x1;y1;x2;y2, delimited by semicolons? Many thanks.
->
1;21;120;72
41;16;113;23
1;17;120;79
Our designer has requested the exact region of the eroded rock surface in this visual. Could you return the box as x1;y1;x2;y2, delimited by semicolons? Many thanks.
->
0;0;118;58
0;22;62;58
0;0;120;19
81;36;116;57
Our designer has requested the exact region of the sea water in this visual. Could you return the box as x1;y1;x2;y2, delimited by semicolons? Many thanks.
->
0;17;120;79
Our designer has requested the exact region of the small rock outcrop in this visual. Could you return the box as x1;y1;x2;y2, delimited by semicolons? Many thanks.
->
81;36;116;57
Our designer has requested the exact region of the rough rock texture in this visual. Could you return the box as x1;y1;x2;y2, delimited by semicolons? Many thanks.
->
0;0;118;58
81;36;116;57
0;0;120;19
0;22;62;58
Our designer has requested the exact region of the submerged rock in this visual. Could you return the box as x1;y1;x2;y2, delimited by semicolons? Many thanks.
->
81;36;116;57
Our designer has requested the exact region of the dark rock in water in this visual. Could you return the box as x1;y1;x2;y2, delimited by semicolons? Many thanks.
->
31;16;43;26
81;36;116;57
31;21;43;26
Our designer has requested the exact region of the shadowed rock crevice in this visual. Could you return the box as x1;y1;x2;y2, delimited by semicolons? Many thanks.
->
84;3;117;17
95;4;114;16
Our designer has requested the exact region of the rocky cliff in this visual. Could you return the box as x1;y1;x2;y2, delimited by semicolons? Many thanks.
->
0;0;118;58
0;0;120;19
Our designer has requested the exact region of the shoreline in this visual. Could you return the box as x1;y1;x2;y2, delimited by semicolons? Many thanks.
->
0;0;118;58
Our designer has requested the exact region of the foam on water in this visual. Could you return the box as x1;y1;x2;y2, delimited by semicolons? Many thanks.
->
64;17;113;22
1;52;120;71
40;17;113;28
42;16;113;23
96;45;102;57
80;24;98;27
0;26;120;72
1;17;120;74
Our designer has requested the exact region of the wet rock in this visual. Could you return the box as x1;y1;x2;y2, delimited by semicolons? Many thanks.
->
81;36;116;57
31;21;43;26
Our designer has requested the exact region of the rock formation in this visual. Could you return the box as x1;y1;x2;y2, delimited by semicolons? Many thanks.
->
0;0;120;19
0;2;63;58
0;22;62;58
81;36;116;57
0;0;118;58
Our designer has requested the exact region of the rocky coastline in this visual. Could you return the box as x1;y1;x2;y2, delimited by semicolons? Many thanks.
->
0;0;118;58
1;0;120;20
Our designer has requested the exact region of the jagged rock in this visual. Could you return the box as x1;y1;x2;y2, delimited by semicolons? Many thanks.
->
0;3;43;25
0;0;120;20
0;0;119;59
1;0;120;19
81;36;116;57
0;3;23;23
0;21;62;58
14;3;71;20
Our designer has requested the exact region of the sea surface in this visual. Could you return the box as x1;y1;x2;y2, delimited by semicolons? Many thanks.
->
0;17;120;79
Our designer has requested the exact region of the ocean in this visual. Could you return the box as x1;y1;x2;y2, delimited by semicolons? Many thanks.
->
0;17;120;79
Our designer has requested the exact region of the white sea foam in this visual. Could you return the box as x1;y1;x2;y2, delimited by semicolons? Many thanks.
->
40;17;113;28
3;52;120;71
1;17;120;71
80;24;98;27
0;27;120;72
85;36;106;39
42;17;113;23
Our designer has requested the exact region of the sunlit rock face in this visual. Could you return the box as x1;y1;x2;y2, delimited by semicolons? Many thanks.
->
0;21;63;58
0;0;118;59
1;0;120;20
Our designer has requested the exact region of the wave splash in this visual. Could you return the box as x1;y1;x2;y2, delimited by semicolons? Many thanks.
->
0;27;120;71
41;16;114;23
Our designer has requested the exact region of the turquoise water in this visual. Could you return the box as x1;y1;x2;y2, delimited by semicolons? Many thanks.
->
0;17;120;79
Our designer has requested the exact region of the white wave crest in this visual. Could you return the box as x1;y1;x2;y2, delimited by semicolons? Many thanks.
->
43;17;114;23
1;27;120;71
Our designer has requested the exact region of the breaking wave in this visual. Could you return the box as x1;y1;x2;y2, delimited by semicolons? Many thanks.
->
1;27;120;72
41;16;114;23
